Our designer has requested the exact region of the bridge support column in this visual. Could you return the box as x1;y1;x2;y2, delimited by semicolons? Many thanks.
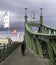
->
41;26;44;33
30;37;34;50
28;35;36;52
32;39;38;54
29;36;33;50
36;39;43;58
55;31;56;34
26;33;30;47
46;28;49;34
44;27;48;34
24;31;28;45
32;39;36;52
26;32;33;50
47;40;55;65
51;30;54;34
28;35;38;54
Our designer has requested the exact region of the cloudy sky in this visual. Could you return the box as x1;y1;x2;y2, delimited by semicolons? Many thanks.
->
0;0;56;32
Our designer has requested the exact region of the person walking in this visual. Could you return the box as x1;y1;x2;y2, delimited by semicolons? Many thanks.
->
21;41;26;56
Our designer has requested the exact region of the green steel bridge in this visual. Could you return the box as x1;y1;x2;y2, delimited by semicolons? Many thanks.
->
0;8;56;65
24;8;56;65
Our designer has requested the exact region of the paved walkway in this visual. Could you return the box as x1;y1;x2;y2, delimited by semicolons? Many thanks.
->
0;46;49;65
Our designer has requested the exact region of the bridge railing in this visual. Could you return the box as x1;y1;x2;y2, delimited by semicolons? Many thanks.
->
24;8;56;65
26;22;56;35
39;24;56;35
25;23;56;65
0;42;20;63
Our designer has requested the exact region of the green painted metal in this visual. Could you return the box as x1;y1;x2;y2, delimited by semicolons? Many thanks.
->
51;30;54;34
29;36;33;51
40;8;43;25
29;36;33;50
47;40;55;65
51;40;56;55
25;8;28;23
31;38;36;52
24;8;56;65
36;39;43;58
46;28;49;34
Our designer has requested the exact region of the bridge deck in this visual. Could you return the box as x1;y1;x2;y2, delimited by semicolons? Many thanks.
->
0;46;49;65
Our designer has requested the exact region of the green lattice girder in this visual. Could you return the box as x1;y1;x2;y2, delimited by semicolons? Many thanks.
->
51;40;56;55
25;23;56;36
25;22;56;65
47;41;55;65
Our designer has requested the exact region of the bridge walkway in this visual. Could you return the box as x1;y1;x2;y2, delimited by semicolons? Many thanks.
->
0;46;49;65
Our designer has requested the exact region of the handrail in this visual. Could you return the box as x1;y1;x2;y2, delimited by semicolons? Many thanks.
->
26;22;56;31
25;23;56;36
0;43;20;63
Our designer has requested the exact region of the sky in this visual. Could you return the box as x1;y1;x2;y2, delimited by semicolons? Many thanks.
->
0;0;56;32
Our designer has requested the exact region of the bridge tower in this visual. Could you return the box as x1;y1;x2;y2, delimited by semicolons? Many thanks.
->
32;12;35;22
38;8;43;33
40;8;43;25
24;8;28;23
24;8;28;42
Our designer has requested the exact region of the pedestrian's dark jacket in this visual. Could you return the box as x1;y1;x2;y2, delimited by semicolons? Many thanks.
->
21;41;26;50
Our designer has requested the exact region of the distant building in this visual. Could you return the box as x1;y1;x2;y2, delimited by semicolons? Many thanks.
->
17;33;24;42
0;37;12;45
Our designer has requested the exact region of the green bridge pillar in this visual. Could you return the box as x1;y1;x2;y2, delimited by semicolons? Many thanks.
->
24;8;28;23
40;8;43;25
47;40;55;65
36;39;43;58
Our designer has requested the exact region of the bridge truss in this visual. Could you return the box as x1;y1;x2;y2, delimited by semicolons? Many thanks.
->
24;8;56;65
